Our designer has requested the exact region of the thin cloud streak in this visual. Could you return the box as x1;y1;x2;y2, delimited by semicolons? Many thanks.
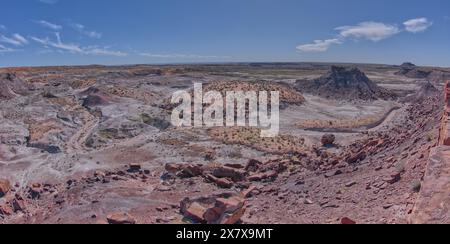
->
35;20;63;30
30;33;127;57
139;53;231;59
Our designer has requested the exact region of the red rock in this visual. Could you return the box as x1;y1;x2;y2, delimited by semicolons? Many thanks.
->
218;206;246;224
106;212;136;224
341;217;356;224
215;196;245;213
384;172;401;184
265;171;278;178
183;164;204;177
12;198;26;212
224;163;244;169
155;185;172;192
215;178;234;189
241;185;257;198
248;173;265;181
182;202;208;223
245;159;262;172
205;174;233;188
94;171;106;178
128;163;141;172
321;134;336;146
203;207;222;223
181;194;246;224
28;183;43;199
0;179;11;197
165;163;182;173
346;151;367;164
248;171;278;182
212;166;246;182
213;196;246;224
0;204;13;216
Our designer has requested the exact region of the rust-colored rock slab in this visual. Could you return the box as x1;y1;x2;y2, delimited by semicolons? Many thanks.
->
411;147;450;224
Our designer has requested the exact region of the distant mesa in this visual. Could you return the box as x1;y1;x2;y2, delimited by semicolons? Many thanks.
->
396;62;430;79
401;81;439;103
400;62;417;69
396;62;450;82
295;66;395;101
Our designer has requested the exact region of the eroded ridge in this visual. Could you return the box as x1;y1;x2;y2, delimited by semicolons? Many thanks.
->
411;81;450;224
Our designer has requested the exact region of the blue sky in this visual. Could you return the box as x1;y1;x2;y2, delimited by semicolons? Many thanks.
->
0;0;449;67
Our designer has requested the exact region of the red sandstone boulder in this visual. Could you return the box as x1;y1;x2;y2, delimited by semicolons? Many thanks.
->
180;193;246;224
245;159;262;172
106;212;136;224
341;217;356;224
205;174;234;188
212;166;246;182
0;203;13;216
0;179;11;197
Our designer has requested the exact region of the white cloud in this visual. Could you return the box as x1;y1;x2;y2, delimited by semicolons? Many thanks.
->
30;33;127;57
404;18;433;33
70;23;102;39
296;39;342;52
336;21;400;42
30;36;51;46
35;20;62;30
86;48;127;57
0;34;29;46
0;44;15;53
139;53;231;59
12;34;28;45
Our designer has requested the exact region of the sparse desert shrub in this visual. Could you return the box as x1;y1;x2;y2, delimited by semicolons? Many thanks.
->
395;161;406;173
227;148;243;158
411;180;422;193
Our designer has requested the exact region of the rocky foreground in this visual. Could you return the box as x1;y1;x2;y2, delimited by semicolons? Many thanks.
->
0;85;446;224
1;64;449;224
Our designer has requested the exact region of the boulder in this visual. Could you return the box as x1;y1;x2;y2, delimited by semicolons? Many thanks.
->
205;174;234;188
0;203;13;216
341;217;356;224
0;179;11;197
28;183;43;199
12;196;26;212
384;172;401;184
106;212;136;224
178;164;204;178
180;193;246;224
128;163;142;173
245;159;262;172
165;163;204;178
248;171;278;182
212;166;246;182
165;163;183;173
346;151;367;164
241;185;257;198
321;134;336;146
